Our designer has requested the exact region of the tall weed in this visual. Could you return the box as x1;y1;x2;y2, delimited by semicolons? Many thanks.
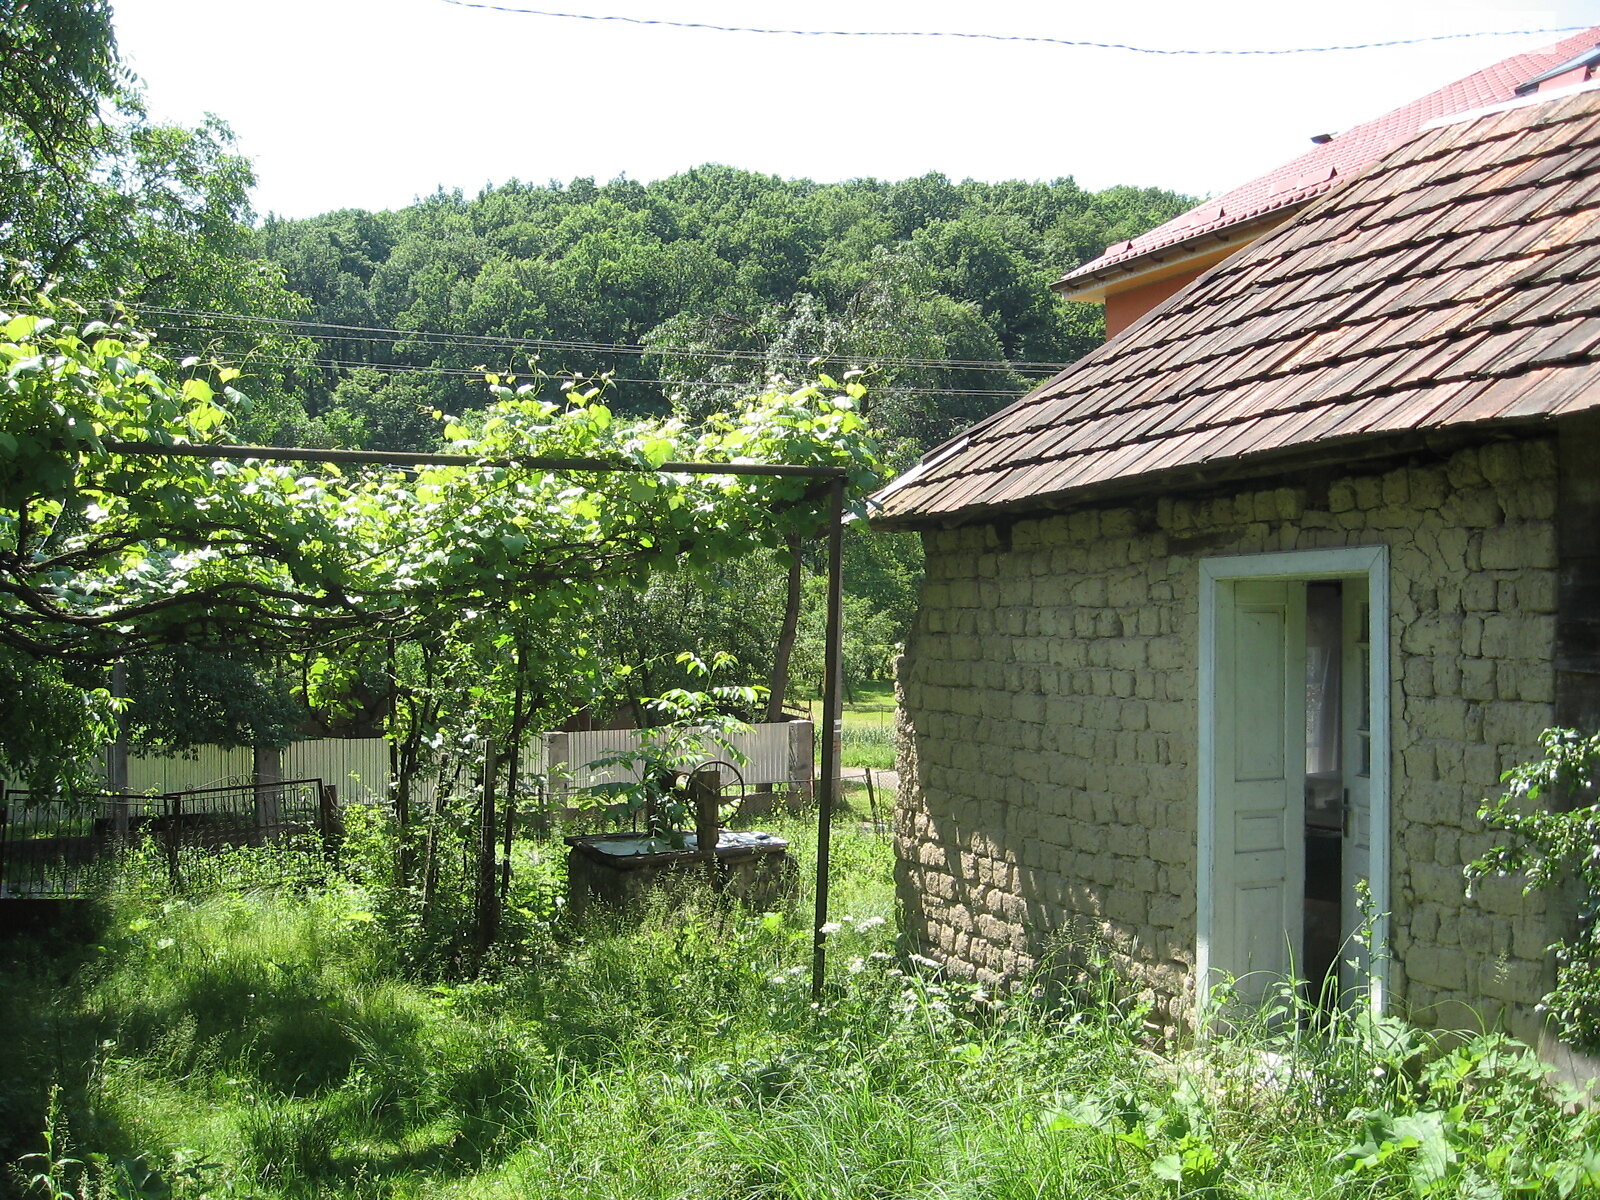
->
5;818;1600;1199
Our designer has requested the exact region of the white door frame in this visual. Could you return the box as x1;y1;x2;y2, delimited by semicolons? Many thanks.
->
1197;545;1391;1021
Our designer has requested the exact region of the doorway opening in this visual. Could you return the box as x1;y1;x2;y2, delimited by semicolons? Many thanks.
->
1302;580;1372;1003
1198;546;1389;1021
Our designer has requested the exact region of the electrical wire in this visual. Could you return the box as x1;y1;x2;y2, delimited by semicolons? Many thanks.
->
129;304;1075;372
150;339;1057;398
436;2;1587;57
180;333;1060;392
120;314;1048;396
125;303;1079;374
280;357;1036;398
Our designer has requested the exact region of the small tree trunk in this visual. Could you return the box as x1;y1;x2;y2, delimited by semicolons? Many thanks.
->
319;784;343;861
253;743;284;834
766;532;804;722
108;662;130;837
501;643;533;902
474;739;500;968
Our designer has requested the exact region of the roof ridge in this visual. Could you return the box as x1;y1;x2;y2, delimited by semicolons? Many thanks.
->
1424;76;1600;130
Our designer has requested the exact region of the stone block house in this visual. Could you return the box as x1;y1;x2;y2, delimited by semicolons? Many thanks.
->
870;50;1600;1048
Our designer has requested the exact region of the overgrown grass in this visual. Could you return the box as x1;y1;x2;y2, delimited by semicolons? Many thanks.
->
840;726;893;772
804;680;896;770
5;820;1600;1199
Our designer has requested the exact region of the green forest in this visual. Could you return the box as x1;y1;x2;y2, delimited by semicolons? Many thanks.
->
248;170;1188;468
1;1;1194;766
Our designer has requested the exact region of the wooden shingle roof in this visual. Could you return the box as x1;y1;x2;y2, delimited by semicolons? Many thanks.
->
873;86;1600;529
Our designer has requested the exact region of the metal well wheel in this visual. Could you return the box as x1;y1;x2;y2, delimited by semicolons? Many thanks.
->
696;759;748;824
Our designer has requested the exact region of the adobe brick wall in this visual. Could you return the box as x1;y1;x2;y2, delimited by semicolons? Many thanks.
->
895;436;1559;1037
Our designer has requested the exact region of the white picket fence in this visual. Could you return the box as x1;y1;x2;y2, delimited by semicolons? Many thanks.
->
110;723;812;808
120;738;390;803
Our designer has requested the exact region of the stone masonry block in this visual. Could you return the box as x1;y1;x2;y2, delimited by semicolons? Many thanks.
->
1406;945;1468;992
1403;656;1435;699
1101;508;1138;537
1476;956;1546;1006
1477;440;1522;484
1407;466;1449;510
1516;572;1557;614
1445;446;1487;489
1460;658;1495;702
1443;489;1504;530
1479;526;1528;570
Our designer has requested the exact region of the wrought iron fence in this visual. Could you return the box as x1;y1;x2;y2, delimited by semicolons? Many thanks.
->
0;778;337;898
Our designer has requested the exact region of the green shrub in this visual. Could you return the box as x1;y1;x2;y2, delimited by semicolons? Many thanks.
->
1468;727;1600;1052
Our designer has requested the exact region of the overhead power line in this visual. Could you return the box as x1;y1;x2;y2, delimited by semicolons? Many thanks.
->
288;357;1033;399
436;2;1586;56
126;304;1077;375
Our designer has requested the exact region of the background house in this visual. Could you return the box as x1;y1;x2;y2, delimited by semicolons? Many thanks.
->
1058;27;1600;339
871;41;1600;1048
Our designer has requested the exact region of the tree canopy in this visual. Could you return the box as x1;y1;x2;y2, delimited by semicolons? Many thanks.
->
0;2;1197;784
250;170;1192;466
0;283;879;783
0;0;119;176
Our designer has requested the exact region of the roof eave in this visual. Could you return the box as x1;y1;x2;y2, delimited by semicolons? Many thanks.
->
1053;206;1311;303
868;417;1558;533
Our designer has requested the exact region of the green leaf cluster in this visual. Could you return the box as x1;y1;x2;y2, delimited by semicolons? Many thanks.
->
1;3;316;453
1467;727;1600;1052
0;286;879;784
1332;1028;1600;1196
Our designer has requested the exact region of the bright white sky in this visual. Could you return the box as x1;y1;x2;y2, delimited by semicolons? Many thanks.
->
109;0;1596;220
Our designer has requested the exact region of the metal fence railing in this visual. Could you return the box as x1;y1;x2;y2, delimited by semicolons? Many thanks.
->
0;778;338;898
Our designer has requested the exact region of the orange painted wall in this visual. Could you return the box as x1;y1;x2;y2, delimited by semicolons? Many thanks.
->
1104;267;1207;338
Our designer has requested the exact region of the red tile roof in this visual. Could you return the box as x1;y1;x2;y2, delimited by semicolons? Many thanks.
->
1056;27;1600;298
872;86;1600;528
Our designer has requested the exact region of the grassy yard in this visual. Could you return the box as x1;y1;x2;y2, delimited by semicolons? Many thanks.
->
802;681;896;771
3;818;1599;1199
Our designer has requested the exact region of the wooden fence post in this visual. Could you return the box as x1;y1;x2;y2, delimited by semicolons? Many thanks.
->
788;720;814;807
319;784;343;862
165;796;182;888
690;768;720;877
540;732;567;834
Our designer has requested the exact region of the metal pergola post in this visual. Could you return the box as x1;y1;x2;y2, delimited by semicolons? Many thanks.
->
811;475;845;1001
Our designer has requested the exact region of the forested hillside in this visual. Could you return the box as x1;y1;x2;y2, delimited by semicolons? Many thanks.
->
3;0;1196;759
237;172;1192;701
225;171;1192;469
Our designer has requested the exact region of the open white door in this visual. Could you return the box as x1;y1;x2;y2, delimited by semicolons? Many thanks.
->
1211;579;1306;1004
